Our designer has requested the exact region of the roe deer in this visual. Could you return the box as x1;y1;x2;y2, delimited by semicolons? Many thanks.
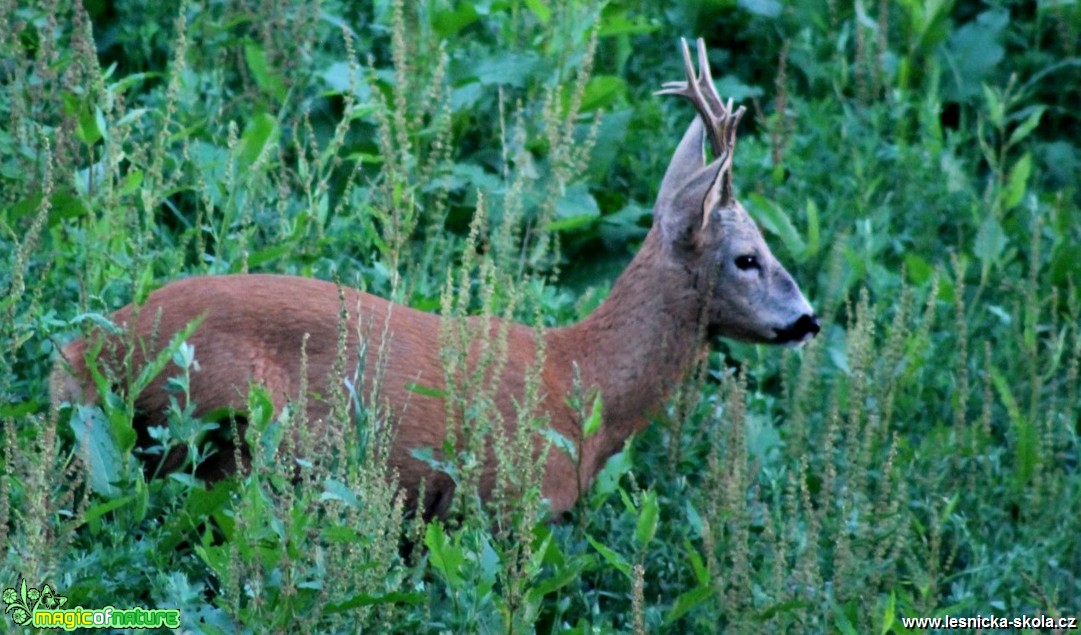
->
52;39;819;519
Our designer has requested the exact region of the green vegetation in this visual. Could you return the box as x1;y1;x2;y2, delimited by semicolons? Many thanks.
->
2;0;1079;632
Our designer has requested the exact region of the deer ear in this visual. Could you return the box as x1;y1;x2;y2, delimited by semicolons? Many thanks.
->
657;116;706;202
656;165;724;250
655;117;710;248
700;153;733;230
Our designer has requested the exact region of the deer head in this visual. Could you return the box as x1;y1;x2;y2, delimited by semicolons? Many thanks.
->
654;38;819;345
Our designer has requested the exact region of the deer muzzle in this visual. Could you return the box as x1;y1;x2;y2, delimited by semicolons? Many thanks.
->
773;313;820;345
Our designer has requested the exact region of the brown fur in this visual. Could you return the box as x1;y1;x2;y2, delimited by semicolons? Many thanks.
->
51;39;818;518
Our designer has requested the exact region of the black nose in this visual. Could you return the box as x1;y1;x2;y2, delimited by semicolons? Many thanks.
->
774;314;820;343
797;314;821;337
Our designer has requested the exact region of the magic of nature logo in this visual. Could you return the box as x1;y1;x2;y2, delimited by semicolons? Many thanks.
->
3;578;180;630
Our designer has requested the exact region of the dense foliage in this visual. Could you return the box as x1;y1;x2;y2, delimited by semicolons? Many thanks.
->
1;0;1079;632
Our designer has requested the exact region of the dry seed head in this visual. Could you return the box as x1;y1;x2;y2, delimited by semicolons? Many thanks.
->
631;563;646;635
951;254;970;434
796;457;822;596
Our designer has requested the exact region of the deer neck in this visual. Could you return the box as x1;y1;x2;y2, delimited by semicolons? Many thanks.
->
548;231;707;448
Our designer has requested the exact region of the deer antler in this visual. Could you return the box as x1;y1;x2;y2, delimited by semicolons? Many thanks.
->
655;37;746;163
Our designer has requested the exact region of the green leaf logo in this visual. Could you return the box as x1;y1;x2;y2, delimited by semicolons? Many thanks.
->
3;578;66;626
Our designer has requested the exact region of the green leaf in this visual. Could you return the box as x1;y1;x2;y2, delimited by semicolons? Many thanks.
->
903;253;935;285
546;214;596;232
666;585;712;624
757;598;814;620
944;10;1008;100
1007;107;1045;148
634;490;659;548
0;401;35;418
321;478;363;509
322;525;369;545
598;13;659;37
745;193;806;260
738;0;782;18
245;384;276;434
550;183;600;233
184;481;234;520
7;192;89;224
83;494;137;526
526;554;593;601
542;427;577;462
69;405;123;497
1004;153;1031;209
405;382;446;399
524;0;551;23
118;169;143;196
168;469;196;488
582;392;603;438
410;447;458;482
880;590;896;634
426;521;464;588
586;534;632;579
195;543;231;579
257;412;285;465
429;3;480;38
65;90;105;146
982;84;1004;128
684;500;704;538
833;599;860;635
244;42;286;100
75;105;106;146
325;591;424;613
238;113;279;170
713;75;765;102
474;52;541;87
589;109;634;178
973;214;1006;271
581;75;626;112
854;0;878;28
684;538;709;586
246;244;291;269
590;448;632;507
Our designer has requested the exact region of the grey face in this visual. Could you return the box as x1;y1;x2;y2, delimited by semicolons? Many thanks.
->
696;202;819;345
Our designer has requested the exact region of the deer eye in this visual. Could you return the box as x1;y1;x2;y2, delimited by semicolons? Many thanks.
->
735;255;759;271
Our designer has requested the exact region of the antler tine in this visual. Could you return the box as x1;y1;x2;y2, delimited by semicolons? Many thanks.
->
655;38;742;160
648;37;726;159
724;97;747;158
691;39;749;163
